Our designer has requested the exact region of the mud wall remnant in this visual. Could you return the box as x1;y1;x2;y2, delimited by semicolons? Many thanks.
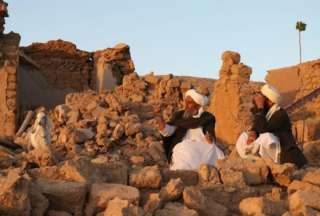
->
17;62;75;111
266;59;320;107
267;60;320;146
18;40;136;109
266;66;300;107
21;40;92;91
93;43;135;92
294;59;320;100
208;51;257;146
0;0;20;139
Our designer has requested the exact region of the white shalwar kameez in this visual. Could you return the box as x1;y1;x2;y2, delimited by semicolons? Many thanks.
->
161;124;225;170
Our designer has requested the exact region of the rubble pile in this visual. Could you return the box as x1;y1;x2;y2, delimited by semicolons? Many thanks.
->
0;70;318;216
2;146;320;216
1;1;320;215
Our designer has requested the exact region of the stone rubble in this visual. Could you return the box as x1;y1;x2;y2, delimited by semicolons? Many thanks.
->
0;54;317;215
1;3;320;214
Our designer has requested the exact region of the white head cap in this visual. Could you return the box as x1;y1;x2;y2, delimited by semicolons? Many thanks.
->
185;89;208;107
261;84;281;105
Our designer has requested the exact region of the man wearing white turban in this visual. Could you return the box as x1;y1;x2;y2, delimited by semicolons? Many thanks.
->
156;89;224;170
236;84;307;168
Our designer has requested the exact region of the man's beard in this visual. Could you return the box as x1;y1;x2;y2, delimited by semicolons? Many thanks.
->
183;110;194;119
253;101;269;114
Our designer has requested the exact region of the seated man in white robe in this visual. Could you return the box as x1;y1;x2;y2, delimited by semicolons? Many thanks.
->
236;84;307;168
156;89;224;170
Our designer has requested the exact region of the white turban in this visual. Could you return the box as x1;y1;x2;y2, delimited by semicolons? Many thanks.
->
261;84;281;105
185;89;208;107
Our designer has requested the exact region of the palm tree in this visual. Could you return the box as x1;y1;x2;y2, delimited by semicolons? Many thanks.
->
296;21;307;64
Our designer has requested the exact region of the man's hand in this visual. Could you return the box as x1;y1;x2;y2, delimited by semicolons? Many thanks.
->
155;116;166;131
153;104;161;114
205;133;213;144
247;131;257;145
153;104;166;131
253;94;265;109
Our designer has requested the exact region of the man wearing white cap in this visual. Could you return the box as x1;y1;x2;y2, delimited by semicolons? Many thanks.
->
236;84;307;168
155;89;224;170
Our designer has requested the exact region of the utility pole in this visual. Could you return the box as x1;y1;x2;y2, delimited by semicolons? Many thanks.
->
296;21;307;64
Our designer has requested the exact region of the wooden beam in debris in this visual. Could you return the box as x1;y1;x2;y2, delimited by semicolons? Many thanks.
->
16;110;34;137
19;50;41;69
286;86;320;114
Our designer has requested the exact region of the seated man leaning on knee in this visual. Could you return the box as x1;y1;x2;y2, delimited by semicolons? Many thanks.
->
236;84;307;168
155;89;224;170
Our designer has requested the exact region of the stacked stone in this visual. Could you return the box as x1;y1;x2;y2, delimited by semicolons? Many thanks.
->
0;0;8;34
0;35;21;138
219;51;252;83
12;72;203;168
114;72;187;121
4;137;320;216
208;51;254;147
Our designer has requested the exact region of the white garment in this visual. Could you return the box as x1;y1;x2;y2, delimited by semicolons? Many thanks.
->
159;106;205;136
29;112;52;152
160;124;177;137
236;132;281;163
170;127;225;170
192;107;204;118
266;104;281;121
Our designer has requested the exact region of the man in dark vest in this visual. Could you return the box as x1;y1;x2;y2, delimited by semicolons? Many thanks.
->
236;84;307;168
155;89;224;170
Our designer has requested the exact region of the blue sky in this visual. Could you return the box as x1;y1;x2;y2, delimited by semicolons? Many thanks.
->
5;0;320;81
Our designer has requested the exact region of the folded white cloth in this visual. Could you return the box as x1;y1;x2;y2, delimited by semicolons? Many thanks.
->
170;127;224;170
236;132;281;163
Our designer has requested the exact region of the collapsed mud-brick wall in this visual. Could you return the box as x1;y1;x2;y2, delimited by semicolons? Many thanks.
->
19;40;136;110
267;59;320;156
266;59;320;108
0;0;20;140
93;43;135;92
267;59;320;145
19;40;92;110
0;1;137;139
21;40;92;91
